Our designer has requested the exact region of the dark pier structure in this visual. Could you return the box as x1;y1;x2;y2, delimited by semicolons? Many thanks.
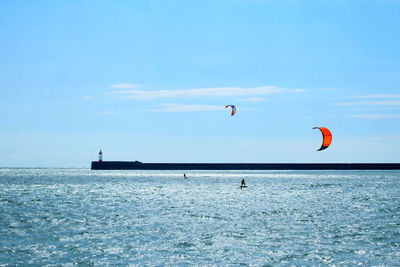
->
91;161;400;170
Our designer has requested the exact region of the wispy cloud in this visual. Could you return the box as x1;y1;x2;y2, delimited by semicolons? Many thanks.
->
238;97;265;102
351;114;400;119
113;86;293;100
149;103;226;112
83;96;94;99
110;83;140;89
291;89;307;93
348;94;400;99
335;100;400;106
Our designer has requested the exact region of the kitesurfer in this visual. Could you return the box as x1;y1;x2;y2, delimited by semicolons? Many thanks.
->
241;179;246;186
184;173;187;179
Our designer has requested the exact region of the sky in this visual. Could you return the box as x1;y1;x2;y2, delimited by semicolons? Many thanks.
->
1;0;400;167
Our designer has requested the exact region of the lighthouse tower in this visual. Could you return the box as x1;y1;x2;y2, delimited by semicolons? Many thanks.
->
98;150;103;162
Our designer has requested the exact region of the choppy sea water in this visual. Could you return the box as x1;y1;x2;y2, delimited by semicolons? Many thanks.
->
0;169;399;266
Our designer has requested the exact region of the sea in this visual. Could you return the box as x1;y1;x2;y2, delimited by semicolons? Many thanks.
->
0;168;399;266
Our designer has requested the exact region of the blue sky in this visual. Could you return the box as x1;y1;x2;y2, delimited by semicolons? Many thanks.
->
1;0;400;167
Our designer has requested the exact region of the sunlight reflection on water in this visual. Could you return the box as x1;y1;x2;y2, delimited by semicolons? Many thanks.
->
0;169;399;265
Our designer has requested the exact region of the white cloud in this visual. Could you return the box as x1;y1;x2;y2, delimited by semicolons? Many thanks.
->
238;97;266;102
348;94;400;99
110;83;140;89
351;114;400;119
149;103;226;112
114;86;289;100
291;89;308;93
335;100;400;106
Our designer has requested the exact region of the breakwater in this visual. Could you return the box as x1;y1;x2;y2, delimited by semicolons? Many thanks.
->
91;161;400;170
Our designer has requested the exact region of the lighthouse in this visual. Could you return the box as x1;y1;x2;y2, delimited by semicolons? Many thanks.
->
98;150;103;162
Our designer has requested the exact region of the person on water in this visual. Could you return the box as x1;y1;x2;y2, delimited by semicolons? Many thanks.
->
241;179;246;186
184;173;187;179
